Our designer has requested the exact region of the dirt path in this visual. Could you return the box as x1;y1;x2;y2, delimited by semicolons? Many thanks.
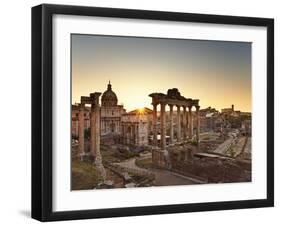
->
113;158;149;174
213;137;234;155
114;155;199;186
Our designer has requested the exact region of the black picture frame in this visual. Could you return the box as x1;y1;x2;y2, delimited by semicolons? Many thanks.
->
31;4;274;222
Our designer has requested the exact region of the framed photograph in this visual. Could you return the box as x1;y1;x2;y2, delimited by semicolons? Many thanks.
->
32;4;274;221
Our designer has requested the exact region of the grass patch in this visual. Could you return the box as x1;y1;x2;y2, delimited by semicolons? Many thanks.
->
190;140;198;146
71;160;102;190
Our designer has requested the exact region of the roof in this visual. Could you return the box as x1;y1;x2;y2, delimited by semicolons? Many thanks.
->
101;81;118;106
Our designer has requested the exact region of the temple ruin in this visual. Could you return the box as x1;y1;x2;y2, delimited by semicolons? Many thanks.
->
149;88;200;168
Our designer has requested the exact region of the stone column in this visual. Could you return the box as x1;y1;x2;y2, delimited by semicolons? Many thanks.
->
186;108;189;138
75;120;79;137
169;104;174;145
160;103;166;150
122;125;126;144
90;103;100;159
195;106;200;143
130;124;134;145
90;105;97;158
152;103;158;147
183;106;187;140
188;106;193;139
126;125;130;144
132;124;135;145
176;105;181;142
135;125;138;146
90;92;106;180
123;125;126;144
78;103;85;158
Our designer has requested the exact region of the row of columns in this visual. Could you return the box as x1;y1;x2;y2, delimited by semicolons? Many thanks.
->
152;103;200;150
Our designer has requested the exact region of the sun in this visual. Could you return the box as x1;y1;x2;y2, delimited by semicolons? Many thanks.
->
137;108;145;114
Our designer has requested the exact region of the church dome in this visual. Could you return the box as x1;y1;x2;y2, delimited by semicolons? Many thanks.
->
101;81;118;106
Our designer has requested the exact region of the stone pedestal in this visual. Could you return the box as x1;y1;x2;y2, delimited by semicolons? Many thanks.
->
152;148;169;169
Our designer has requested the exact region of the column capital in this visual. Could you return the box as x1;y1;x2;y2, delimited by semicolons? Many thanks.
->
195;105;200;111
152;102;158;108
188;105;192;111
90;92;102;99
90;92;101;106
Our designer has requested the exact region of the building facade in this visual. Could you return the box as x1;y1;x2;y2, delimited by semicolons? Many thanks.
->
72;82;125;137
72;82;154;148
199;107;220;132
100;82;125;135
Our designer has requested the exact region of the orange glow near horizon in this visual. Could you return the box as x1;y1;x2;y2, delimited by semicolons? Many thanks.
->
72;75;251;112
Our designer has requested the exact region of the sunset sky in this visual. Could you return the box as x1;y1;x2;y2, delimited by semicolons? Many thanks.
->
71;34;251;112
